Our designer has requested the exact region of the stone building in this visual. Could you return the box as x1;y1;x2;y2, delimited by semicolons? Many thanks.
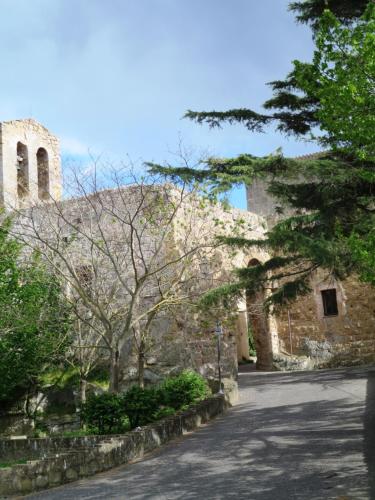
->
1;119;267;393
1;118;374;386
245;174;375;370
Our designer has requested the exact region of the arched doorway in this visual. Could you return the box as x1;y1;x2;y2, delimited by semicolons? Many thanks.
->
246;258;273;370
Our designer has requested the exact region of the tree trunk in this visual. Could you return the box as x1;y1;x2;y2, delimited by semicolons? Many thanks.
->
80;378;87;404
109;349;120;393
138;343;145;388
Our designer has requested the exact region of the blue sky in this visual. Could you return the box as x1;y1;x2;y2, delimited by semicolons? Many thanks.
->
0;0;317;208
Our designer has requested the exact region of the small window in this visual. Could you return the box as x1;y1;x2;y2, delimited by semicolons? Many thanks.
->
321;289;338;316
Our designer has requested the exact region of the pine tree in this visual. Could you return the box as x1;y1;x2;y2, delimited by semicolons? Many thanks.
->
148;2;375;308
290;0;370;29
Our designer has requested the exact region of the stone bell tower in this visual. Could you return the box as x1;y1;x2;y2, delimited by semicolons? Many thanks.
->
0;119;62;209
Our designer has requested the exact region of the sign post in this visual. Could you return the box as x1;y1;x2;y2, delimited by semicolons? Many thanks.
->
215;321;224;394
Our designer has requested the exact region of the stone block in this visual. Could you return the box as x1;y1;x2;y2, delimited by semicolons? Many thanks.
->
36;475;48;488
66;468;78;481
48;470;62;484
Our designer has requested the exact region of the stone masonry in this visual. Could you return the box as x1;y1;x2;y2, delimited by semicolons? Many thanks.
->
0;119;61;208
0;118;373;382
246;170;375;369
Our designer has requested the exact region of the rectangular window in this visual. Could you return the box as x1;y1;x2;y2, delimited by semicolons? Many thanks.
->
321;289;338;316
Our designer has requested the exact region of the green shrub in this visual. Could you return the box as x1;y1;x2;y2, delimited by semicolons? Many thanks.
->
160;371;210;410
0;459;27;469
79;371;211;435
60;429;93;438
152;406;176;420
81;393;129;434
123;385;162;428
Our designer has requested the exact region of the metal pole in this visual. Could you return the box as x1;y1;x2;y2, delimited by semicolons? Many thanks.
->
287;309;293;355
215;321;223;394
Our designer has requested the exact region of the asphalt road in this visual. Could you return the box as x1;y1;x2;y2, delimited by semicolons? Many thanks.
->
26;366;375;500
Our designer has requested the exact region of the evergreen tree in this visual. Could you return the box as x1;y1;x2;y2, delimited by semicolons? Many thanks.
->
148;2;375;308
290;0;370;30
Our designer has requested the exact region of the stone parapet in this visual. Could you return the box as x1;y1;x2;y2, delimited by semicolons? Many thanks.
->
0;395;226;497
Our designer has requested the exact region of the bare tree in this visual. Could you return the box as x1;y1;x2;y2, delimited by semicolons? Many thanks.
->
10;163;240;394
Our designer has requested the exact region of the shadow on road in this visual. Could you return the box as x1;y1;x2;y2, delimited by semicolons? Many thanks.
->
28;367;375;500
364;370;375;499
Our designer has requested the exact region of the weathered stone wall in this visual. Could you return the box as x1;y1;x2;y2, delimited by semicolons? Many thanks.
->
0;119;61;209
276;273;375;367
11;184;267;389
246;179;295;228
4;120;371;377
0;395;226;497
246;176;375;369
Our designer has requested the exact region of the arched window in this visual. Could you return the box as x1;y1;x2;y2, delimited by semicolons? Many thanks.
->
37;148;49;200
17;142;29;199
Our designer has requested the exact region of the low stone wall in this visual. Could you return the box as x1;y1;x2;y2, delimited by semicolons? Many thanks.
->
0;395;226;497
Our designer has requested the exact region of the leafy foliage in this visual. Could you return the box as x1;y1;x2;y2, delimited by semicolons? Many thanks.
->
81;392;129;435
80;371;210;434
0;218;71;406
122;385;161;428
294;5;375;160
160;370;210;410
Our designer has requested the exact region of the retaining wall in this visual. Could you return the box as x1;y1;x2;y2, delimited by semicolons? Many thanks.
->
0;395;226;497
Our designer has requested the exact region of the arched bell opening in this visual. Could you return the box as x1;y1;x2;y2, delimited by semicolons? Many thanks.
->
37;147;50;200
17;142;29;199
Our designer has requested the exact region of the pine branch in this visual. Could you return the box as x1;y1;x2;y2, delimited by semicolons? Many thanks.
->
184;109;271;132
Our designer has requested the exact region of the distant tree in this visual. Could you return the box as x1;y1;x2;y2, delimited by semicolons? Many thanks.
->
0;218;71;408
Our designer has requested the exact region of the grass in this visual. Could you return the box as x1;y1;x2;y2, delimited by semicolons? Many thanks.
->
59;429;93;438
39;366;110;392
38;366;80;389
0;459;28;468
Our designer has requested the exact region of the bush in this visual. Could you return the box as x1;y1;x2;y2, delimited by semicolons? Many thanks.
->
80;371;210;435
123;385;162;428
81;393;129;435
160;371;210;410
152;406;175;420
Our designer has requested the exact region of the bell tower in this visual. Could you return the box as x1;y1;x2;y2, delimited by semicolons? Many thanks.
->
0;119;62;209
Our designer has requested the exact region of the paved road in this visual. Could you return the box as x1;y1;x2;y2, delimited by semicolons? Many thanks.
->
27;366;375;500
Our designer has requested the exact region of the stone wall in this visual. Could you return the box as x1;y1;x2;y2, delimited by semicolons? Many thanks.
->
0;395;226;497
276;273;375;367
10;185;267;388
246;176;375;370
